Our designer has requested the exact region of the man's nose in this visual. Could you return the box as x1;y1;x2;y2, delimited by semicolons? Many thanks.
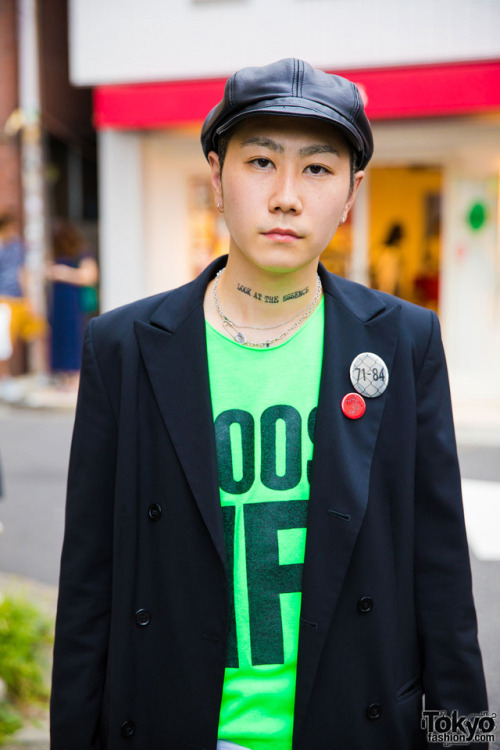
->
268;170;303;214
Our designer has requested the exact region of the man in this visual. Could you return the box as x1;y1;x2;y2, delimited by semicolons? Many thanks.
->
51;59;488;750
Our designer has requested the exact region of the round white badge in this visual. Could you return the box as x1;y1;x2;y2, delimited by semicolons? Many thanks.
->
349;352;389;398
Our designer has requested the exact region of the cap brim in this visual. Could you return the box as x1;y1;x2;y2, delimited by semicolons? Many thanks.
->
212;96;367;166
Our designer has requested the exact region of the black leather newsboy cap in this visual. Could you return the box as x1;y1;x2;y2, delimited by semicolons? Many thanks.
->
201;58;373;170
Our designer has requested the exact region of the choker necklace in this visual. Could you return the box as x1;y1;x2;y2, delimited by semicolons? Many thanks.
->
213;269;322;348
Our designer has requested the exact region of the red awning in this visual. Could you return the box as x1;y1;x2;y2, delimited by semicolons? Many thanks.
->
94;59;500;130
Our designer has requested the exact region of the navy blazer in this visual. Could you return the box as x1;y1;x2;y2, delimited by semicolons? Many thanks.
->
51;257;488;750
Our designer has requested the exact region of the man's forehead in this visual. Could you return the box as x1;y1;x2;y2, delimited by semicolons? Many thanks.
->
230;115;350;153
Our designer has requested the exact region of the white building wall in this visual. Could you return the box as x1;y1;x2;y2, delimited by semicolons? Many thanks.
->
141;131;199;296
69;0;500;86
441;172;500;405
98;130;147;311
99;129;209;308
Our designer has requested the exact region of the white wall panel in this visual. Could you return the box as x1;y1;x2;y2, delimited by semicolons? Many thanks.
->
69;0;500;86
141;132;200;295
98;130;147;311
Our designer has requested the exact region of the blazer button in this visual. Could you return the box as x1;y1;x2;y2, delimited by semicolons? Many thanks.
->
120;720;136;738
366;703;382;720
357;596;374;613
135;608;151;627
148;503;162;521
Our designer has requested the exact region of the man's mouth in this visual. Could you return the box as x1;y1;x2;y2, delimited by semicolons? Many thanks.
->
262;228;302;241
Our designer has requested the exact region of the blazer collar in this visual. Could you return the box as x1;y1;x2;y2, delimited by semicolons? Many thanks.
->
148;255;388;333
148;255;227;333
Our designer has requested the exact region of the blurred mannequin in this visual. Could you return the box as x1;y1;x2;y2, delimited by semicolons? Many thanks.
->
371;222;405;296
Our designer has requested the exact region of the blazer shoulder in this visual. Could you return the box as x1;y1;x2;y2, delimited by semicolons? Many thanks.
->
366;282;438;364
324;269;437;370
90;275;200;340
376;285;436;336
370;285;439;375
91;291;171;338
90;257;223;348
324;268;434;332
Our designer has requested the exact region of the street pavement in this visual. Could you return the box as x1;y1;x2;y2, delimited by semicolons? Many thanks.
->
0;405;499;747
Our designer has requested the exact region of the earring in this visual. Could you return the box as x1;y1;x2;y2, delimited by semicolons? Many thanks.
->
217;202;224;213
339;217;345;226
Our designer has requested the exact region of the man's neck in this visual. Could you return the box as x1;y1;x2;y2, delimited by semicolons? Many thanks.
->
216;255;320;328
203;252;322;348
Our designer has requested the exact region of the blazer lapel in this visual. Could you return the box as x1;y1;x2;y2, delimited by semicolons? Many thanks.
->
134;257;228;566
294;267;401;735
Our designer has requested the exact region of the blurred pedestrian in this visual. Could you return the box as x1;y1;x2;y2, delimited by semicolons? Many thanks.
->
46;219;99;390
0;210;45;401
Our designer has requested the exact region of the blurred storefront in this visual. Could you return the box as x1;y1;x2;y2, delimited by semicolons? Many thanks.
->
92;62;500;409
68;0;500;410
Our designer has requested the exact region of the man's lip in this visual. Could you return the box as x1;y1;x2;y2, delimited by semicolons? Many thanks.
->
263;228;302;237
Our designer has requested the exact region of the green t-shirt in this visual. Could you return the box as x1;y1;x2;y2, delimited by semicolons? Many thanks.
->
206;299;324;750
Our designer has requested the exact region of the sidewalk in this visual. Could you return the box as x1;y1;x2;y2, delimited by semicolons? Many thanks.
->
2;720;49;750
0;375;77;412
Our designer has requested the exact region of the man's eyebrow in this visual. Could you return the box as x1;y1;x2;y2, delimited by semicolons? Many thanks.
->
299;143;340;157
239;138;340;158
240;136;284;153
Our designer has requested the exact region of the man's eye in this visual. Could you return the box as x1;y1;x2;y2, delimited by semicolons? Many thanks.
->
251;158;273;169
306;164;330;175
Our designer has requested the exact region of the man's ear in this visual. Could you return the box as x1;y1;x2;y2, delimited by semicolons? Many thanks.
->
342;170;365;222
208;151;222;207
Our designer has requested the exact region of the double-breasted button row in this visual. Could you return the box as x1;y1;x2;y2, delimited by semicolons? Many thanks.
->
366;703;382;720
357;596;374;613
148;503;162;521
135;608;151;627
120;720;136;738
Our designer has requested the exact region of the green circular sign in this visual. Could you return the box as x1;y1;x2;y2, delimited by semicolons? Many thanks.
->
468;201;487;230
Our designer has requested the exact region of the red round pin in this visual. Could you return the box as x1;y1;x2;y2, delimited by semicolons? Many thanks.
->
341;392;366;419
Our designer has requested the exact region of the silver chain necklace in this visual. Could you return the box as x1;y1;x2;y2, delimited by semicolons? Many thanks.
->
213;268;322;348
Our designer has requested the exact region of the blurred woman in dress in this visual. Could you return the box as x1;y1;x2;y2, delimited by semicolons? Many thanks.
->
46;220;98;390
